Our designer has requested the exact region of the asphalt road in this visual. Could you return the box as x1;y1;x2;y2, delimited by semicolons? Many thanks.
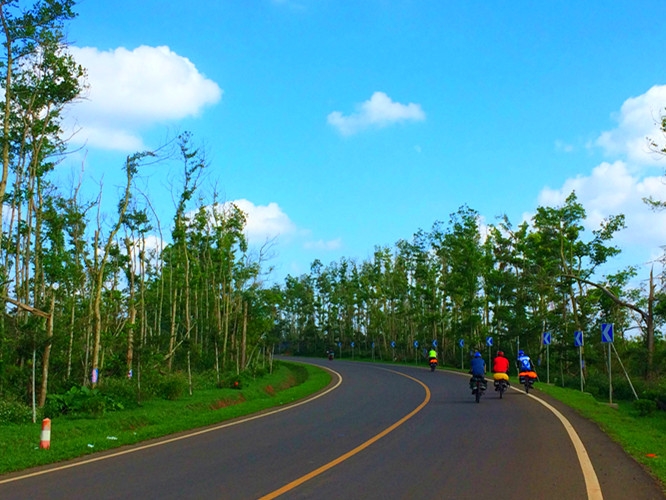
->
0;358;664;499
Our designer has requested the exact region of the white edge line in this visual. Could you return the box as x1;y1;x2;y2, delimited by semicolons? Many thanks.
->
0;365;343;485
446;369;603;499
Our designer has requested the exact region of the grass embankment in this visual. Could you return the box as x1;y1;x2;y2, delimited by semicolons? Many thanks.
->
534;382;666;488
0;361;331;475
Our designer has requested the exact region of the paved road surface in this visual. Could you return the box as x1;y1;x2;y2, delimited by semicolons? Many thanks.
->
0;358;663;499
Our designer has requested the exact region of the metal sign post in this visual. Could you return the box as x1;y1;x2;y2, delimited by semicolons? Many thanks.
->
574;331;583;392
542;332;551;384
414;340;419;365
459;339;464;369
602;323;614;404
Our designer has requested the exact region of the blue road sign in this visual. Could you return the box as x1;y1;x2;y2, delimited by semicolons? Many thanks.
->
574;331;583;347
351;341;355;348
337;342;342;347
486;336;493;346
391;341;396;348
542;332;551;345
414;340;419;348
372;342;375;348
601;323;614;343
432;339;438;347
458;339;464;348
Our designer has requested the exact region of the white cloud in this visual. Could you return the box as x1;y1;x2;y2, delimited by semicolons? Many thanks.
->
229;199;297;244
595;84;666;167
304;238;342;251
537;160;666;265
534;85;666;275
66;45;222;151
327;91;425;136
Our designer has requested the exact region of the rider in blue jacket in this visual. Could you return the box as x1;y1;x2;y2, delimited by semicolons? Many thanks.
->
469;351;487;390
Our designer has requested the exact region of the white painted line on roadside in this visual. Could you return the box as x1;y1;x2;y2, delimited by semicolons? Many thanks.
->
521;389;603;500
0;365;343;485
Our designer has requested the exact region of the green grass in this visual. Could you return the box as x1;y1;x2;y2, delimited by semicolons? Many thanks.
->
0;361;331;475
534;382;666;488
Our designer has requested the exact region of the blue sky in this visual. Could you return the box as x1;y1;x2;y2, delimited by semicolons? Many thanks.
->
61;0;666;283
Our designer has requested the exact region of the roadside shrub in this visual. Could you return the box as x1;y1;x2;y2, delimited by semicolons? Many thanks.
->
640;384;666;411
191;370;220;390
43;386;123;418
157;374;188;400
98;378;139;409
0;399;34;424
633;399;658;416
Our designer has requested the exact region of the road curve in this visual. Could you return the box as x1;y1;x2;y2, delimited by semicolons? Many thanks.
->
0;358;663;499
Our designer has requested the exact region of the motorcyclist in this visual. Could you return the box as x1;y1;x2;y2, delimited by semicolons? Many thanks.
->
469;351;487;391
492;350;510;391
428;348;437;363
492;351;510;374
517;350;534;372
517;349;538;387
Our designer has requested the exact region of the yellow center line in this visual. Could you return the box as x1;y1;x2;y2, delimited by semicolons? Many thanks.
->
259;369;431;500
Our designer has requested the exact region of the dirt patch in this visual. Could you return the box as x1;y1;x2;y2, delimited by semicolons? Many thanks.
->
209;395;246;410
264;385;276;396
277;375;297;391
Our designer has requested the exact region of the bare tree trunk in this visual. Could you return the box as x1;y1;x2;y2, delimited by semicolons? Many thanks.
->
647;268;655;378
67;299;75;379
0;8;13;236
91;154;143;386
125;237;136;378
241;301;247;370
38;290;56;407
168;287;178;372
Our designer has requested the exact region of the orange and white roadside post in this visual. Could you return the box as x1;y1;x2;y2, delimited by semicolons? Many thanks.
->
40;418;51;449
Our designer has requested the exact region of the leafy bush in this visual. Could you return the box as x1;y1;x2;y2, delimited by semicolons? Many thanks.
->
43;386;124;418
157;374;188;400
633;398;658;417
99;377;139;409
0;400;34;424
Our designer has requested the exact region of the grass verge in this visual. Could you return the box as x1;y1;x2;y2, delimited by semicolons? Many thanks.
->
534;382;666;488
0;361;331;475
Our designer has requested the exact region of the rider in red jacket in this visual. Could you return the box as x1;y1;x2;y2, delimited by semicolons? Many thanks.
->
492;351;510;374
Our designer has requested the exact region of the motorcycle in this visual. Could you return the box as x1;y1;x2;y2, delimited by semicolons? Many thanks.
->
470;375;487;403
327;350;334;361
519;371;537;393
493;372;509;399
429;358;437;372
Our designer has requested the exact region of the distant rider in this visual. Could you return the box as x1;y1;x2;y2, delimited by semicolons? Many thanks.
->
428;348;437;363
469;351;487;390
516;350;534;373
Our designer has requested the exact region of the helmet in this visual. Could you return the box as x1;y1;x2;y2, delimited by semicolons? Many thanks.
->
497;351;504;356
518;350;524;356
474;351;481;358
